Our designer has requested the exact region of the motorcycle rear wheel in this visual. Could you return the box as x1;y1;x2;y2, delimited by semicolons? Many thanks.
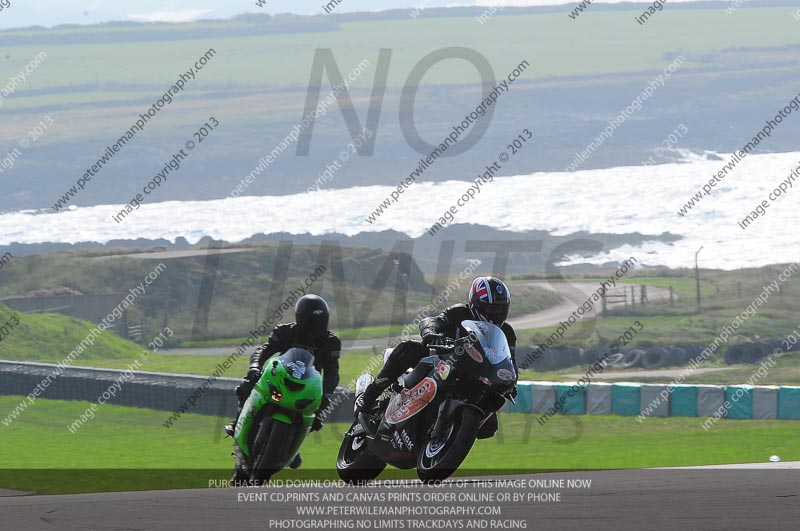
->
336;424;386;485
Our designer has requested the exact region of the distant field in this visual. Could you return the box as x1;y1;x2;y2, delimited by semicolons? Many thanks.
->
4;6;800;209
518;311;798;351
2;6;800;110
1;397;798;494
622;276;716;299
517;266;800;343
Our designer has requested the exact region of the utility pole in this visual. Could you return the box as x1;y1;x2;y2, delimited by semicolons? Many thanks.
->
695;246;704;314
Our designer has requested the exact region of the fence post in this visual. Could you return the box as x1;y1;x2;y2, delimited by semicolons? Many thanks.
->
669;286;674;306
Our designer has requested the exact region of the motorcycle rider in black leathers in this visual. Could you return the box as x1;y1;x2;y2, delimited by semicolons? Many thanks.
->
225;294;341;468
355;276;517;439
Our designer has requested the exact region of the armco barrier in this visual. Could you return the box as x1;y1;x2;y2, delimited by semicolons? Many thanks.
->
4;361;800;422
0;361;355;424
0;360;237;417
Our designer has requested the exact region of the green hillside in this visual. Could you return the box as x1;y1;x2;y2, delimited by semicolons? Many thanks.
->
0;243;436;343
0;302;144;362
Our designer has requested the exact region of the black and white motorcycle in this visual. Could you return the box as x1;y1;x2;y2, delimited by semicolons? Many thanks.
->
336;320;517;483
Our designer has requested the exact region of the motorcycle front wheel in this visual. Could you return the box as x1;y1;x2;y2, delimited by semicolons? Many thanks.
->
251;417;295;483
416;407;481;483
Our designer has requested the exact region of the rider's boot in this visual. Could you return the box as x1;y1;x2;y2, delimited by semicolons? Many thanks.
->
354;376;392;418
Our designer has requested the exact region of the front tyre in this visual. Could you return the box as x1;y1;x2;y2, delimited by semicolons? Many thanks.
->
417;407;481;483
231;465;248;486
337;426;386;485
251;417;294;483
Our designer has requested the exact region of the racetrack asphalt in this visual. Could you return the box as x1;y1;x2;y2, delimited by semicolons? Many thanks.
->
2;466;798;531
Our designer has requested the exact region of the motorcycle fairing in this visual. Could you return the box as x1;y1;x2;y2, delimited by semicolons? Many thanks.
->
384;377;437;425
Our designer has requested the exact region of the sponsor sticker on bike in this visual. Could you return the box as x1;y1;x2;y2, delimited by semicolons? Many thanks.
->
497;368;515;381
465;342;484;363
385;377;437;424
485;347;507;364
436;362;451;380
391;429;415;451
285;360;306;379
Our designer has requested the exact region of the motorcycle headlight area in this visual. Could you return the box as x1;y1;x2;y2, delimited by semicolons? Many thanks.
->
268;383;283;402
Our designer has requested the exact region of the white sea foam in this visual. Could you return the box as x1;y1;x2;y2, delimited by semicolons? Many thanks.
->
5;150;799;270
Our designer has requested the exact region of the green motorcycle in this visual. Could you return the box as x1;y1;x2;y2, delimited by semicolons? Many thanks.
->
232;347;323;483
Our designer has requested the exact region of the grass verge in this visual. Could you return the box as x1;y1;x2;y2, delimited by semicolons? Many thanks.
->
1;397;798;494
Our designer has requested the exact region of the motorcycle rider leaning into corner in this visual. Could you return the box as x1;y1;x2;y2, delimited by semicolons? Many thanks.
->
355;276;517;440
225;294;341;469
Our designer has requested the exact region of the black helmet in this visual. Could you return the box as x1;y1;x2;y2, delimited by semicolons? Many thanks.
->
295;294;330;341
468;276;510;326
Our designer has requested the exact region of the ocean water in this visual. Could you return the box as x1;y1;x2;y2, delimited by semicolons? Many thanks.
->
5;150;799;270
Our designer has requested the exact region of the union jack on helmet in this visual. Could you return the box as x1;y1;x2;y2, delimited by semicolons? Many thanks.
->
468;276;511;326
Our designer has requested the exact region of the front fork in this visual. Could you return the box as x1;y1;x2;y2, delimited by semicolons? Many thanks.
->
428;397;485;442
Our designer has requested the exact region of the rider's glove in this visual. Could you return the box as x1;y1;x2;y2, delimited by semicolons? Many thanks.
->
310;415;324;432
240;367;261;394
244;366;262;386
236;366;262;402
510;386;518;399
422;333;446;347
319;393;332;412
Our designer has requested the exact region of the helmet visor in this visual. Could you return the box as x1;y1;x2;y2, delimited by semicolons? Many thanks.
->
485;303;509;326
298;315;328;341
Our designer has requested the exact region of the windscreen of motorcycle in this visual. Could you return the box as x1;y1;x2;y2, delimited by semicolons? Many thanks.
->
280;348;319;380
460;320;511;365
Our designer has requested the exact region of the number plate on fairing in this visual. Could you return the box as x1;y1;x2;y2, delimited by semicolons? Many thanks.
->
384;377;437;425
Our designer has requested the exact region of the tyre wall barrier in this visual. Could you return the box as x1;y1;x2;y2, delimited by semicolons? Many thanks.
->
527;339;797;373
725;339;800;366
